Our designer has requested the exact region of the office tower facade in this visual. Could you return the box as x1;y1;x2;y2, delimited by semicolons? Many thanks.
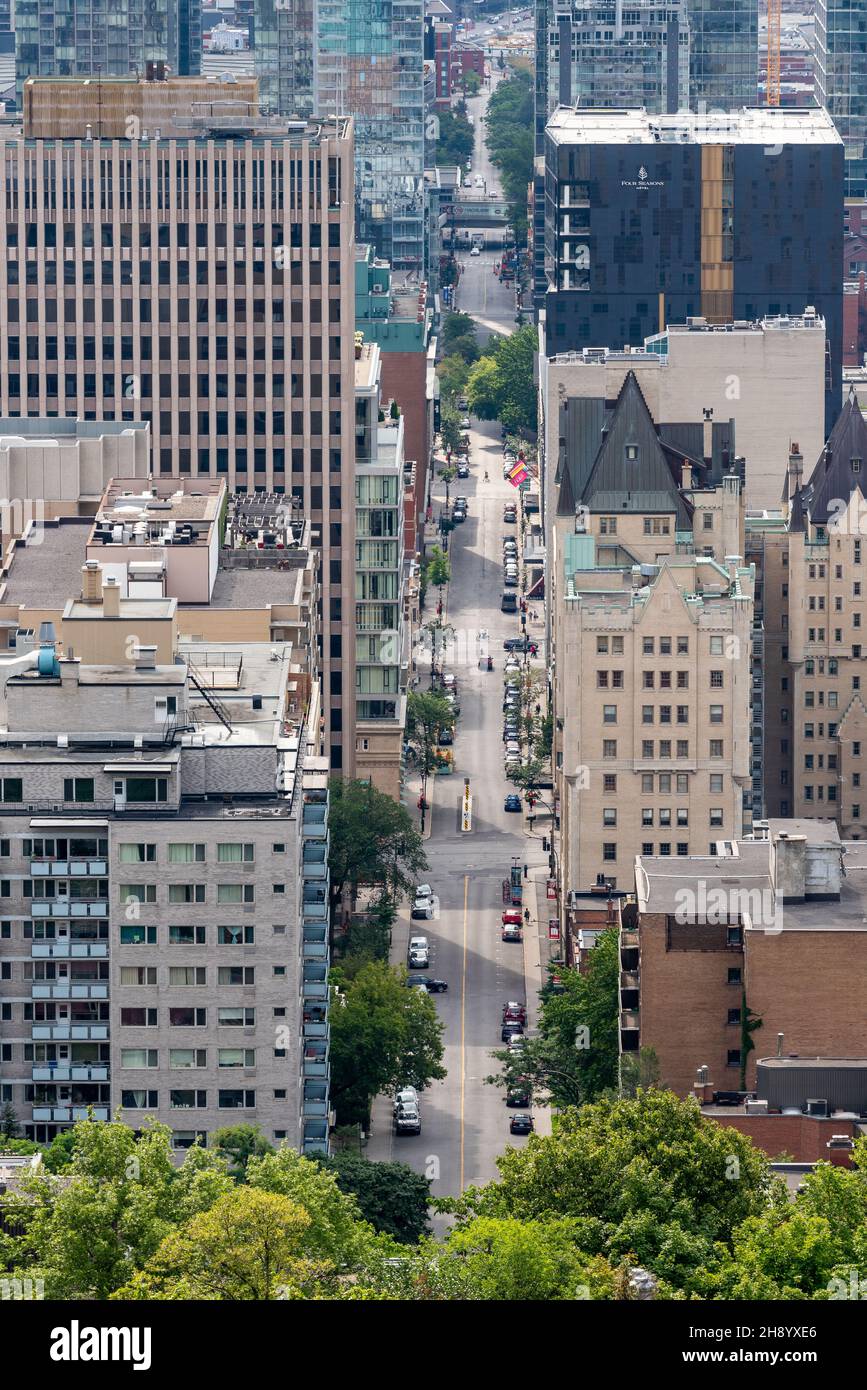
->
542;106;844;437
15;0;203;90
0;78;357;771
254;0;427;274
815;0;867;198
0;557;331;1155
686;0;757;109
549;371;754;896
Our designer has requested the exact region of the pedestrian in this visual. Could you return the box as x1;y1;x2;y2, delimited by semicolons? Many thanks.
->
535;702;541;715
523;863;528;880
523;908;530;924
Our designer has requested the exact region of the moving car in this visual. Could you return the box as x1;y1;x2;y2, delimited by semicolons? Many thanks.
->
414;976;448;993
408;935;430;967
501;591;518;612
509;1113;534;1135
394;1105;421;1136
502;920;523;943
470;245;480;256
503;637;526;651
457;462;470;478
504;793;522;812
393;1087;420;1113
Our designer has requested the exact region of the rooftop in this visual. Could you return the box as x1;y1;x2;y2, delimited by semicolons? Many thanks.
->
1;519;89;608
546;105;842;147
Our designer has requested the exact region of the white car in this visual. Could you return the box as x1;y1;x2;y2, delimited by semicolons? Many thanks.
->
505;740;521;757
464;176;472;188
394;1086;420;1113
474;175;484;187
470;246;480;256
415;884;433;901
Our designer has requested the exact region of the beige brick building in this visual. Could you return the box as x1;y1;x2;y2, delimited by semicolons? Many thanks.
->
550;372;755;896
0;77;357;772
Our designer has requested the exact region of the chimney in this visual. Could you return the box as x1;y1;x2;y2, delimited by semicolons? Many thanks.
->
692;1065;714;1106
681;460;691;489
772;832;807;903
102;576;121;617
787;443;803;499
81;560;102;605
702;417;713;460
826;1134;856;1168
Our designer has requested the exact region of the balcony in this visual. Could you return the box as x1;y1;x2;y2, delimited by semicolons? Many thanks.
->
31;941;108;958
32;1106;110;1123
31;1024;109;1041
303;1047;328;1079
302;803;329;839
30;860;108;877
302;846;328;880
620;1009;640;1032
620;970;640;990
30;982;109;1000
303;1082;329;1118
302;1119;329;1155
31;901;108;919
31;1065;109;1082
302;889;328;920
302;1020;329;1040
302;925;328;960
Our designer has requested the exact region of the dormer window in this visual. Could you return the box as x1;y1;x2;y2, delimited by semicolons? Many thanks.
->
625;444;639;462
853;458;862;474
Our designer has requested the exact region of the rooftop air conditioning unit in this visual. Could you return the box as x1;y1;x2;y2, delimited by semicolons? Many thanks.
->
805;1098;829;1117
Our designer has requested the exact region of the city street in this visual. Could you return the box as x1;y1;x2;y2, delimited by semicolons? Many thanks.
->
452;74;516;341
367;419;549;1205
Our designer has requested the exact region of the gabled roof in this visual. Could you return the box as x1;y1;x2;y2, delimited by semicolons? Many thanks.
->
578;372;693;527
790;390;867;531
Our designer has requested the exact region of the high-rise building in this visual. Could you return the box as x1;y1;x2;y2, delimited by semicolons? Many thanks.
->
542;106;844;437
686;0;757;109
253;0;427;275
15;0;202;94
549;371;755;896
815;0;867;199
0;547;332;1156
0;77;357;771
532;0;690;306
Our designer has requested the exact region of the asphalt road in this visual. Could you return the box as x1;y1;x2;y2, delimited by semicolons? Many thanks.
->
454;80;517;342
367;419;547;1207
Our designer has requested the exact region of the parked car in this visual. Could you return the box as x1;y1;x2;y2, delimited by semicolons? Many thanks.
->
506;1086;531;1107
411;898;435;920
454;496;469;510
504;793;522;812
437;727;453;746
408;934;430;966
415;884;433;900
502;921;523;942
503;508;517;523
463;176;472;188
393;1086;420;1113
503;637;526;651
509;1113;534;1135
457;462;470;478
502;1001;527;1024
394;1105;421;1135
470;246;480;256
452;507;466;523
503;571;518;587
505;740;521;757
501;1019;525;1042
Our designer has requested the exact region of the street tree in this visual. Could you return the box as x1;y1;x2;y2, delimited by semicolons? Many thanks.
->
327;778;428;915
437;353;471;403
316;1153;432;1245
210;1123;275;1179
245;1146;377;1267
329;961;446;1126
435;109;474;167
440;404;464;456
425;546;451;596
406;690;455;776
441;312;479;363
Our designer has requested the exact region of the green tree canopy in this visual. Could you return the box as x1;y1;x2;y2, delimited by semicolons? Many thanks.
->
441;312;479;363
437;353;471;403
211;1124;275;1180
435;108;474;167
425;546;451;593
484;71;534;241
317;1153;432;1245
328;777;428;912
329;961;446;1126
467;325;537;435
407;690;456;776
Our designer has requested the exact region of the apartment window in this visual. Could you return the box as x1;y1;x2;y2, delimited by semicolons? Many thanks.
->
218;924;255;945
165;1048;206;1071
603;740;617;758
218;1049;255;1068
727;1050;742;1068
219;1090;256;1109
659;672;672;689
676;774;688;793
169;925;207;945
63;778;94;803
168;966;207;986
855;743;862;757
169;884;206;904
709;741;724;758
676;671;689;689
677;705;689;724
676;741;688;758
660;638;672;655
642;706;654;724
677;843;689;856
120;966;157;986
709;808;723;827
120;1007;158;1027
728;968;742;985
602;843;617;861
168;843;206;863
612;637;624;654
659;706;672;724
597;671;609;688
602;809;617;826
643;671;655;689
642;638;654;655
642;843;654;856
217;843;255;862
603;775;617;792
119;843;156;863
218;1007;255;1026
217;884;255;904
599;516;617;534
119;883;156;904
125;777;168;803
709;705;724;724
169;1008;207;1027
677;637;688;654
659;843;671;856
121;1049;158;1068
804;785;814;801
170;1090;208;1109
710;671;724;689
641;774;654;792
596;637;609;653
122;1090;158;1108
642;741;654;758
643;517;670;535
642;809;653;826
853;805;862;820
218;966;254;985
710;637;724;655
702;512;714;530
602;706;617;724
120;925;156;945
659;809;671;827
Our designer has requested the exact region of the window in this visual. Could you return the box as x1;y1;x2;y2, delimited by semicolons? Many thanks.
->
119;843;156;863
710;808;723;827
602;706;617;724
599;516;617;534
122;1090;158;1108
0;778;22;803
643;671;655;689
676;671;689;689
121;1049;158;1068
218;924;255;945
642;741;654;758
170;1049;207;1069
612;637;623;655
703;512;714;530
168;843;205;863
728;968;742;985
219;1090;256;1109
120;1007;158;1027
169;966;207;986
709;705;724;724
596;637;608;654
642;706;654;724
119;884;156;904
641;774;654;792
642;809;653;826
169;884;206;904
217;884;255;904
218;1007;255;1026
169;1007;207;1027
602;843;617;861
597;671;609;688
218;1048;255;1067
120;966;157;986
642;638;654;655
170;1090;207;1109
710;670;724;689
603;774;617;792
727;1050;742;1068
709;740;724;758
602;809;617;826
169;925;207;945
659;809;671;827
677;637;689;654
603;740;617;758
120;925;156;944
217;843;255;862
63;778;93;803
218;966;254;985
125;777;168;802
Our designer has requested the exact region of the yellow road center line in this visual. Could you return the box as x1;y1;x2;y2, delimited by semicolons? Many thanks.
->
460;872;469;1192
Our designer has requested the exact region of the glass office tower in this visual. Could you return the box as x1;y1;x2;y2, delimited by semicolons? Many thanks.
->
15;0;202;94
254;0;426;275
686;0;758;109
815;0;867;198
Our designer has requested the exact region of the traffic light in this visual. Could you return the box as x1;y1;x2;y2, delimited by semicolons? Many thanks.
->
542;836;550;853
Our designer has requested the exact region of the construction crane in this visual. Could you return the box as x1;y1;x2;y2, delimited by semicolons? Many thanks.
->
767;0;782;107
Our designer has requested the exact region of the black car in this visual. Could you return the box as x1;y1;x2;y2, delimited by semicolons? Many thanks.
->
452;508;466;523
457;463;470;479
509;1113;534;1135
505;1089;531;1108
501;1018;525;1041
503;637;527;651
408;974;448;993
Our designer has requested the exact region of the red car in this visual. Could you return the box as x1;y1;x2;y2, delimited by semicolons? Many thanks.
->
502;1001;526;1025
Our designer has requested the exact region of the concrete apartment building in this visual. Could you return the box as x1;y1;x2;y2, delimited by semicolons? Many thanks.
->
628;821;867;1102
550;371;754;897
0;76;357;770
0;556;332;1156
541;106;843;438
354;339;410;798
539;310;828;514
